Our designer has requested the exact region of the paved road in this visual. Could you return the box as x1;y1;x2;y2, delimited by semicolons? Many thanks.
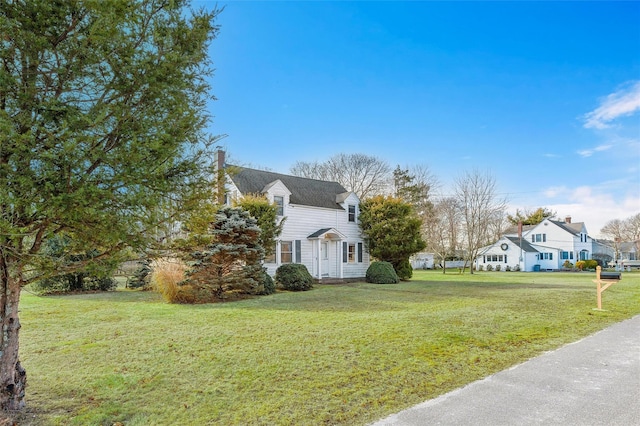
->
371;315;640;426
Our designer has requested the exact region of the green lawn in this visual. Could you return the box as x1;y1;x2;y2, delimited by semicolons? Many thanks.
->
18;270;640;425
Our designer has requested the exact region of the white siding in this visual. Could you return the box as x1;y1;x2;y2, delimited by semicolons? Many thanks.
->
235;185;368;279
275;204;368;279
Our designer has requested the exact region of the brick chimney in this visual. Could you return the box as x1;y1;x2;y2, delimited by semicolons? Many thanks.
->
214;149;226;172
565;216;571;224
214;149;226;204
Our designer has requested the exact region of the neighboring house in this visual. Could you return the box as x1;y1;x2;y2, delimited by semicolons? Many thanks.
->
476;216;599;272
214;151;369;281
618;241;640;269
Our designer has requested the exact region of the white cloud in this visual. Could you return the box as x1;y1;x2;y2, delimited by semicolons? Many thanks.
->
512;185;640;238
577;143;613;158
583;81;640;129
543;186;568;198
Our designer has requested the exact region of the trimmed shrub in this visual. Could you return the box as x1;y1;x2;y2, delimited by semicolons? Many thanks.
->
495;264;501;272
584;259;598;270
513;264;521;271
395;258;413;280
576;260;598;271
33;235;118;294
505;265;511;271
562;260;573;269
33;273;117;294
258;270;276;295
366;261;399;284
275;264;314;291
486;264;494;271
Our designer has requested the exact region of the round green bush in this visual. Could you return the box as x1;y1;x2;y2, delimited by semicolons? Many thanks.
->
395;258;413;280
366;261;399;284
275;264;314;291
259;270;276;295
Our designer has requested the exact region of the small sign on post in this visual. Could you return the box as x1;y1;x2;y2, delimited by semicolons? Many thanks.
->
593;266;621;310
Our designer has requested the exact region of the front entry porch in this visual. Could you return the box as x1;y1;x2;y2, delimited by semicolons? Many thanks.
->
307;228;347;280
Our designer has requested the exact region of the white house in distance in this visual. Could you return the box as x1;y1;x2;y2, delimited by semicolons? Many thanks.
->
476;217;597;272
214;151;369;281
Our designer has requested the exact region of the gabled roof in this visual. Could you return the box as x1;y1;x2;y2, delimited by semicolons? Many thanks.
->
227;165;349;210
619;241;638;252
505;236;539;252
503;224;536;236
307;228;347;240
548;219;585;236
479;236;540;255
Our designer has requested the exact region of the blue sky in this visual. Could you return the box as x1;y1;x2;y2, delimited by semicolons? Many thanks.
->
197;1;640;237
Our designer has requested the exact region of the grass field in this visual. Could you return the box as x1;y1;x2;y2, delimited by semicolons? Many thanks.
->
17;270;640;425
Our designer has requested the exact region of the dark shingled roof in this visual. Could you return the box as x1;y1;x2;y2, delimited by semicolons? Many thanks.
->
506;236;539;252
549;219;584;236
227;165;348;210
308;228;333;238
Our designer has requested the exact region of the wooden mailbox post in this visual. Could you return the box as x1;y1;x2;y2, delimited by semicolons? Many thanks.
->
593;266;621;310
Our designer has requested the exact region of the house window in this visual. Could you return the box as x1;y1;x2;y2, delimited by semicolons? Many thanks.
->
348;243;356;263
561;251;569;260
343;242;362;263
348;205;356;222
580;250;588;261
281;241;293;263
274;196;284;216
532;234;546;243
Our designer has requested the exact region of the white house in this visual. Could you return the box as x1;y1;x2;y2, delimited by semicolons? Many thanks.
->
476;217;598;272
215;151;369;281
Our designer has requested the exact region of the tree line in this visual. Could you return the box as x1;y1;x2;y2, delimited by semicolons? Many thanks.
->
292;153;510;273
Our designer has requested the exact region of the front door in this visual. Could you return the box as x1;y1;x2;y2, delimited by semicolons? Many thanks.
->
321;242;330;277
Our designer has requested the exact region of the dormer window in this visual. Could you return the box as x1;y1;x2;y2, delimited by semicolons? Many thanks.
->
274;196;284;216
348;205;356;222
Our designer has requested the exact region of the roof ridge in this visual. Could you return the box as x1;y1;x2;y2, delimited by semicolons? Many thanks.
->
227;164;344;186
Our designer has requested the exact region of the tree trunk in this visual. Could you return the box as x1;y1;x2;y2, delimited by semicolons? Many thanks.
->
0;258;26;411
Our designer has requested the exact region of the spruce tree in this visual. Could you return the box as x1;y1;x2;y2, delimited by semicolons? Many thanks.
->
183;207;266;300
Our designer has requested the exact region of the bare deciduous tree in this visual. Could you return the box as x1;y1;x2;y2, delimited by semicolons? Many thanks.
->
601;213;640;257
290;153;391;199
423;197;460;273
454;170;507;274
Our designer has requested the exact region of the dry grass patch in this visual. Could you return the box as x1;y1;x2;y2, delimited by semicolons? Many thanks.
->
17;270;640;425
150;258;187;303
